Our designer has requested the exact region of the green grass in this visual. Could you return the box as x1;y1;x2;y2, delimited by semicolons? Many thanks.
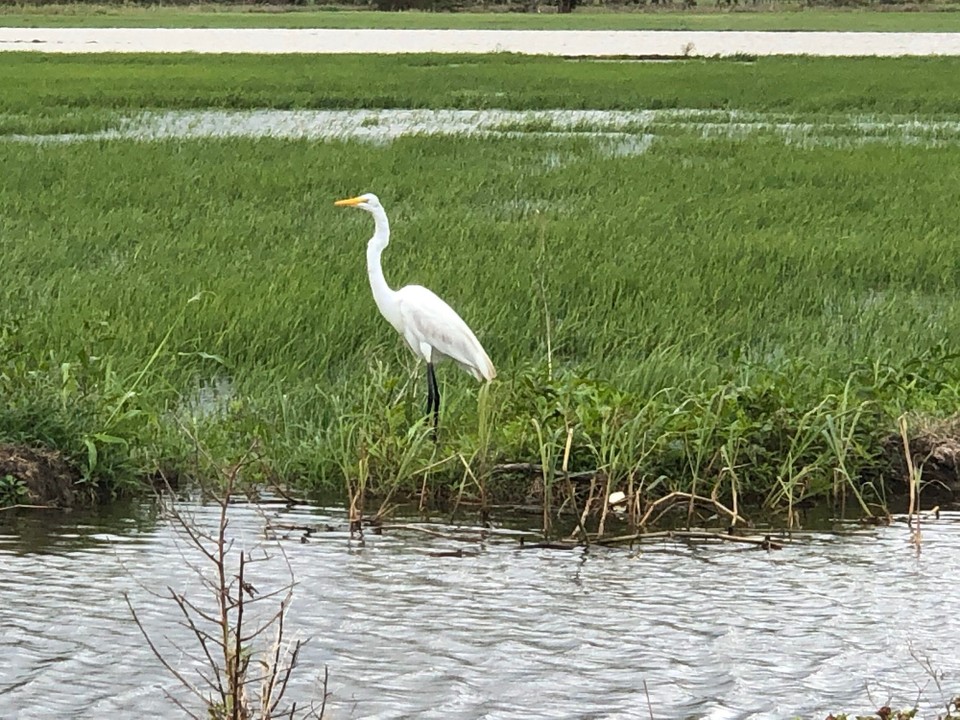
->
4;4;960;31
3;55;960;523
3;123;960;518
3;54;960;133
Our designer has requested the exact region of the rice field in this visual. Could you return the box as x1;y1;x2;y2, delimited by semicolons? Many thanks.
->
2;54;960;521
5;54;960;119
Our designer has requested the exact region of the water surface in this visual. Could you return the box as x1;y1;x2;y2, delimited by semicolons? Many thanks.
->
1;501;958;719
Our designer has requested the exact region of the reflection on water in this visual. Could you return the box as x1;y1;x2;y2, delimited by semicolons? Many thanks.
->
0;499;161;555
1;499;959;719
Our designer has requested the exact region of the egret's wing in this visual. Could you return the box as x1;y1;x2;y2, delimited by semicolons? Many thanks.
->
396;285;496;381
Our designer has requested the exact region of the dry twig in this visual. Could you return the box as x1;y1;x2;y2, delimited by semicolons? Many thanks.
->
125;430;326;719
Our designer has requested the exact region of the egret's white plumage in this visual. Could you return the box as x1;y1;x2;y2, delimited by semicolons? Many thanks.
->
334;192;495;430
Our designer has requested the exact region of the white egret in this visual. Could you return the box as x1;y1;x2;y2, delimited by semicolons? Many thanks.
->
334;193;496;433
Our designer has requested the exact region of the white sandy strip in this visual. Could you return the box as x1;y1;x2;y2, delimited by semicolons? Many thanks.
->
1;27;960;56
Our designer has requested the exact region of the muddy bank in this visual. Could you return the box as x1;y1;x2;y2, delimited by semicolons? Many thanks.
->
887;416;960;498
0;443;80;508
4;418;960;514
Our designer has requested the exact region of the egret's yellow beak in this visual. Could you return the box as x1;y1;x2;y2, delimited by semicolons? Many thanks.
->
334;196;366;207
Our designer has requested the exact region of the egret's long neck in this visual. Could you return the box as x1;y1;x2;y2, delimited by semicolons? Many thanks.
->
366;206;401;329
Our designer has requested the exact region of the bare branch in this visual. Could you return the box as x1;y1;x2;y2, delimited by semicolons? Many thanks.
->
168;588;226;699
123;592;208;708
317;666;331;719
178;594;227;629
130;427;318;720
261;605;285;714
595;529;784;550
164;689;205;720
232;552;245;720
491;462;596;481
270;636;306;716
638;490;746;529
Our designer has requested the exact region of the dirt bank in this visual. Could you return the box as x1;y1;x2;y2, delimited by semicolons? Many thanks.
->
0;443;80;508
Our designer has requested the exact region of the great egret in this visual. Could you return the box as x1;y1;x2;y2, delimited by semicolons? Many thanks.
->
334;193;496;433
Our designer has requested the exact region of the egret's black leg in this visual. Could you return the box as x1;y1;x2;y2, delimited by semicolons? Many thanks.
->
429;363;441;432
425;363;439;441
425;363;437;418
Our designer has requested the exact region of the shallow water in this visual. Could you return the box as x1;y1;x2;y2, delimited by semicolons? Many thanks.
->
1;499;959;719
7;108;960;152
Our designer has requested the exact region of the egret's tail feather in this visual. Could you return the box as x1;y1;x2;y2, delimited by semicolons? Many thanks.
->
478;348;496;383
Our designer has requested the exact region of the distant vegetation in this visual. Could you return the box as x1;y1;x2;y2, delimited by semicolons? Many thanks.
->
5;0;960;11
4;1;960;30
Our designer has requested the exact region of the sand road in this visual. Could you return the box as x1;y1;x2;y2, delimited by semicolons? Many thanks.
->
1;27;960;56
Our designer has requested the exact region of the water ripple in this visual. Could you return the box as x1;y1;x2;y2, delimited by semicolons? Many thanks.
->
1;503;960;718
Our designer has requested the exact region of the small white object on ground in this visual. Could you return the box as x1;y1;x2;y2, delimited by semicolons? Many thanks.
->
608;491;627;506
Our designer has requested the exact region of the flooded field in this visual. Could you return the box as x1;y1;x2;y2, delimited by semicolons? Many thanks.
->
2;28;960;56
1;501;959;719
8;108;960;149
